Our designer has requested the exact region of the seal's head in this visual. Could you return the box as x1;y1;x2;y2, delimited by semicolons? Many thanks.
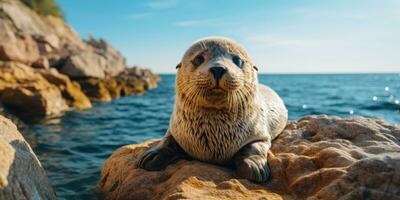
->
176;37;258;110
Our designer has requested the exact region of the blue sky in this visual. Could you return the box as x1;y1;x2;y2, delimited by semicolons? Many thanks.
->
57;0;400;73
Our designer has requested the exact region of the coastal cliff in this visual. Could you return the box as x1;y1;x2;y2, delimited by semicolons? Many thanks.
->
0;0;159;117
100;115;400;200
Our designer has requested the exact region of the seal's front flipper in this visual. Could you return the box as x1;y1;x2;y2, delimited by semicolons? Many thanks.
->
233;140;271;183
137;133;187;171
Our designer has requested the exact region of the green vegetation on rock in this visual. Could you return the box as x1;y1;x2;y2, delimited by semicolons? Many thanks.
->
21;0;64;19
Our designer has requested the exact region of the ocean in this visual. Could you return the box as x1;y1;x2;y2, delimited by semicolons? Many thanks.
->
21;74;400;199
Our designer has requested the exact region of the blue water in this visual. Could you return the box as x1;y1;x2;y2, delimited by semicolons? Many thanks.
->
21;74;399;199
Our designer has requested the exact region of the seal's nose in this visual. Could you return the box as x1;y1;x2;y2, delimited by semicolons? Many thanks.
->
209;67;227;81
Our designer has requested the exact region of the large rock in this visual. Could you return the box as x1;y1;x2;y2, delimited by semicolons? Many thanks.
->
0;21;40;65
59;51;107;79
0;61;69;116
77;67;160;102
86;37;127;77
117;67;160;90
39;69;92;110
0;115;56;199
100;115;400;200
77;78;112;102
59;37;130;79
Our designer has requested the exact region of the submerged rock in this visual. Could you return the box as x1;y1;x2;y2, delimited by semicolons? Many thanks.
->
0;115;55;199
100;115;400;200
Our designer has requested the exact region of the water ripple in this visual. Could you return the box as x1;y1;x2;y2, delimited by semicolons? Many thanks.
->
20;74;400;199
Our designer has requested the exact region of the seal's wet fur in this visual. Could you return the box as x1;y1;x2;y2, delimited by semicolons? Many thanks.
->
138;37;288;182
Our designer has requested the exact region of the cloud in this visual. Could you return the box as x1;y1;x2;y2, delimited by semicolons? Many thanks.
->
173;18;235;27
145;0;178;10
246;35;333;47
127;12;152;19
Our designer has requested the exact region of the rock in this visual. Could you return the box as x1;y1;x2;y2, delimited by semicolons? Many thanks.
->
0;115;56;199
118;67;160;90
0;23;40;64
78;78;112;102
0;0;160;115
86;36;126;77
32;56;50;69
100;115;400;200
0;0;86;49
0;86;68;116
32;33;60;49
0;61;69;116
39;69;92;110
59;51;106;79
0;0;127;79
77;67;160;102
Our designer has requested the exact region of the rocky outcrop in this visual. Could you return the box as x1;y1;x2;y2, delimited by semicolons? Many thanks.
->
0;115;55;199
78;67;160;101
0;61;93;116
58;37;129;79
59;51;107;79
100;115;400;200
0;0;159;116
0;61;69;116
0;0;128;79
39;68;92;110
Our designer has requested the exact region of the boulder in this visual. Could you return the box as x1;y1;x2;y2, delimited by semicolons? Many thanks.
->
39;69;92;110
59;51;106;79
100;115;400;200
86;37;126;77
0;115;56;199
32;33;60;49
117;67;160;90
77;67;160;102
57;37;131;79
32;56;50;69
0;22;40;65
78;78;112;102
0;61;69;116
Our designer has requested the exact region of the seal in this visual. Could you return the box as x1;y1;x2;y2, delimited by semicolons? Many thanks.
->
138;37;288;182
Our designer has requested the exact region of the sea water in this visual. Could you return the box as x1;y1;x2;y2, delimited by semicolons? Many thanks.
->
21;74;400;199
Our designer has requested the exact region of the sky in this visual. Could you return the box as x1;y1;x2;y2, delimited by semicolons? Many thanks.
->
57;0;400;73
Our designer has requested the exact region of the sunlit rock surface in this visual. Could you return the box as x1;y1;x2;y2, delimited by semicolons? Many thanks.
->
0;115;55;200
0;0;159;116
0;61;69;116
100;115;400;200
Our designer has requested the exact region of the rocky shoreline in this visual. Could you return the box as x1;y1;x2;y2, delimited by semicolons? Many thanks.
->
0;0;159;117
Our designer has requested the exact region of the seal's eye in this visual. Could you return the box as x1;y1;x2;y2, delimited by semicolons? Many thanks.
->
232;55;243;67
192;55;205;67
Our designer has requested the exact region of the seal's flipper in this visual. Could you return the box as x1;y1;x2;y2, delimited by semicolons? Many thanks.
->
233;140;271;183
137;133;187;171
